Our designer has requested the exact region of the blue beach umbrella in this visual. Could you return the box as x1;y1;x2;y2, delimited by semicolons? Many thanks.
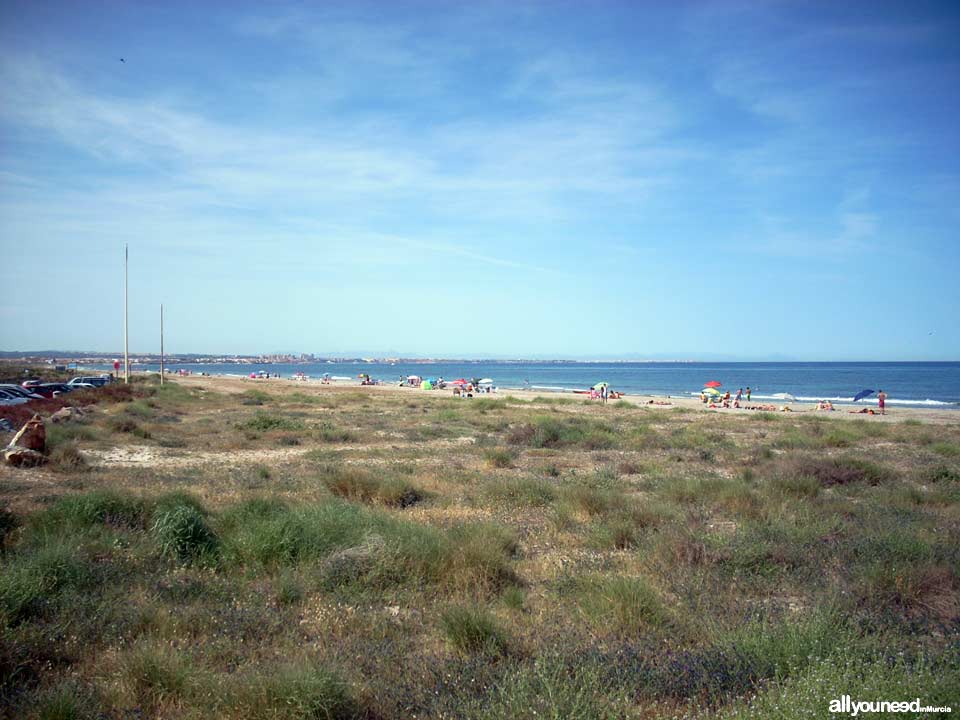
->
852;389;875;403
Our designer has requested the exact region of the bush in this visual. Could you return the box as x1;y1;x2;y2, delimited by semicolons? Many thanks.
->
241;390;271;406
321;466;423;508
35;490;147;531
508;416;618;450
108;416;150;438
0;542;95;624
227;662;358;720
482;476;556;508
150;504;218;562
576;576;667;635
483;448;516;469
48;443;89;473
784;457;896;487
722;647;959;720
465;654;617;720
241;412;304;432
440;604;508;654
119;640;191;708
29;679;101;720
316;423;359;443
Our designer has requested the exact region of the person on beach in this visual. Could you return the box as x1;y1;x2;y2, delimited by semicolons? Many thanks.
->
746;387;751;401
878;389;886;415
601;385;609;404
734;388;742;407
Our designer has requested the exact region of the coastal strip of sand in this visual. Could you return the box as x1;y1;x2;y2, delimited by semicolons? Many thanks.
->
174;374;960;425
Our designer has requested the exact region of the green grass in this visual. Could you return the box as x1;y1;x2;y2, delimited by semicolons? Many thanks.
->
508;415;619;450
721;647;959;720
440;604;508;654
320;465;423;507
575;576;668;635
150;503;218;562
0;540;98;625
483;447;516;468
240;412;305;431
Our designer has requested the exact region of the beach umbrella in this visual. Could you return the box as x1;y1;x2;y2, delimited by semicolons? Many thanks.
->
771;392;796;402
452;378;468;385
478;378;493;385
702;387;722;397
593;382;609;390
704;380;722;388
853;389;874;403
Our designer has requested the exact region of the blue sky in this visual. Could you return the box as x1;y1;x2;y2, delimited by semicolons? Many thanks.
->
1;0;958;360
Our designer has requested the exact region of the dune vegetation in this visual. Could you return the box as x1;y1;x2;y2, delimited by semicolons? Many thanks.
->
1;375;958;718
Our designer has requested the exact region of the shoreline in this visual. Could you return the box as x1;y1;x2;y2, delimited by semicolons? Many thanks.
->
169;373;960;425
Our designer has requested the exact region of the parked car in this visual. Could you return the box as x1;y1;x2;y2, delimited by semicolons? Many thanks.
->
21;379;43;388
0;388;29;406
32;383;71;399
67;376;110;388
0;384;44;400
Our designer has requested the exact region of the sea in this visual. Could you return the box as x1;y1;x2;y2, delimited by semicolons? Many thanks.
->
82;361;960;409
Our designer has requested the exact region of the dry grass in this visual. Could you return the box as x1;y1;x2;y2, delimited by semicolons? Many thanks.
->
1;374;958;719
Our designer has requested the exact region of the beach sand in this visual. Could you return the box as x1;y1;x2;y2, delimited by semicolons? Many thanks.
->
177;374;960;425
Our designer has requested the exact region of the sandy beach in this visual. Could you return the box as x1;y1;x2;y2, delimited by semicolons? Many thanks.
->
176;373;960;425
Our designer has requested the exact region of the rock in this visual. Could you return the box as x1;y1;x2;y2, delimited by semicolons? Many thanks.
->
49;407;82;424
8;415;45;452
4;447;47;468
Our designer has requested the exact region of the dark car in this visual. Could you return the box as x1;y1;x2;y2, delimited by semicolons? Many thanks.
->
32;383;71;399
0;384;44;400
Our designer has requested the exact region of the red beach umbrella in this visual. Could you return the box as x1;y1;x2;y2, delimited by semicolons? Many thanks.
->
704;380;722;388
452;378;469;385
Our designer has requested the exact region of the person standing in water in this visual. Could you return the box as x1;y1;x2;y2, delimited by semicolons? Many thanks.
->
878;389;887;415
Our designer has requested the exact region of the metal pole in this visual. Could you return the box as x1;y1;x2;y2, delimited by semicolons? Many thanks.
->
160;304;165;386
124;243;130;384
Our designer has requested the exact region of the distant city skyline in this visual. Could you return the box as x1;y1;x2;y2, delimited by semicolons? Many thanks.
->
2;1;959;360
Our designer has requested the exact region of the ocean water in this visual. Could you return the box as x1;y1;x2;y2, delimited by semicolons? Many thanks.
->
88;361;960;409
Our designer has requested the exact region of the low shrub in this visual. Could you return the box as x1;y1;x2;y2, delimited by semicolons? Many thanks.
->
483;448;516;469
35;490;147;531
108;417;151;438
48;443;90;473
119;640;192;708
241;389;271;406
920;465;960;484
227;662;358;720
219;499;516;594
576;576;667;635
0;541;96;624
316;423;359;443
440;604;508;654
150;504;218;562
321;466;423;507
783;457;896;487
241;412;304;432
482;476;556;508
932;441;960;458
508;416;618;450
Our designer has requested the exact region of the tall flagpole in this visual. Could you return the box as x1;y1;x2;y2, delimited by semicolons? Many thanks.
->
160;304;165;386
124;244;130;384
